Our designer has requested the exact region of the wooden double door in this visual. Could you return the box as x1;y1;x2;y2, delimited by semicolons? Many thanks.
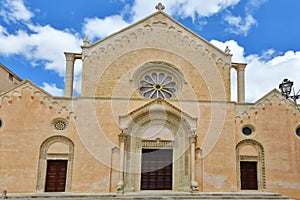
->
240;161;258;190
141;149;173;190
45;160;68;192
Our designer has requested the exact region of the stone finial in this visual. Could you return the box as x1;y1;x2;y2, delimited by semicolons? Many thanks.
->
155;2;165;11
83;36;90;46
225;46;231;56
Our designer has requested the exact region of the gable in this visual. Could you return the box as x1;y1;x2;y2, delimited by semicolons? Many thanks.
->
235;89;299;122
80;11;232;101
0;80;72;118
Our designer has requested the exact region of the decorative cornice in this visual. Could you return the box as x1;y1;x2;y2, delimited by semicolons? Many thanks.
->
120;97;197;121
83;12;231;69
235;89;300;123
0;80;73;118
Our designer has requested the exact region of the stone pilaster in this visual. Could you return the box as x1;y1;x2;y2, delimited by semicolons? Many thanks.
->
117;130;127;193
190;131;198;192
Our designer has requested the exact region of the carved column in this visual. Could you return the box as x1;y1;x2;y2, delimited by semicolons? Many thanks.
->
64;52;75;97
232;63;247;103
117;130;127;193
190;131;198;192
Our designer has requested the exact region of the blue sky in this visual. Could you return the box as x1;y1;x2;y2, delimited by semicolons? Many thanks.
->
0;0;300;102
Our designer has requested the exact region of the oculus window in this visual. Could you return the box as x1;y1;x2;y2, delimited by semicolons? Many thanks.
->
132;61;185;99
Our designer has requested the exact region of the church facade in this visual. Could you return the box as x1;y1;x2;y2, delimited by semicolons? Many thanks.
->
0;6;299;199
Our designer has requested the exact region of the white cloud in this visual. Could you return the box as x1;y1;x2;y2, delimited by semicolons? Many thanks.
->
224;14;257;36
0;0;33;23
82;15;129;41
210;39;246;62
41;82;63;97
130;0;241;21
211;40;300;102
0;25;8;35
245;0;269;14
0;24;82;76
223;0;267;35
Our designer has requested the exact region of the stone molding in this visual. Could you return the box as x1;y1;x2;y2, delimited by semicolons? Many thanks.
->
235;89;300;123
119;98;197;192
83;12;231;69
120;98;197;131
36;135;74;192
236;139;266;190
0;80;74;118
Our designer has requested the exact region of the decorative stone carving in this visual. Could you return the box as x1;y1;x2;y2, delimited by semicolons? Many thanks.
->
235;89;300;123
132;61;186;99
191;180;199;192
189;133;197;144
155;2;165;11
119;131;128;143
117;180;124;193
84;12;231;70
83;37;90;46
142;140;174;148
0;81;73;118
225;46;231;56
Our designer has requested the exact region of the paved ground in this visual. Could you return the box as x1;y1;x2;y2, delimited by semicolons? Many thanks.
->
2;191;293;200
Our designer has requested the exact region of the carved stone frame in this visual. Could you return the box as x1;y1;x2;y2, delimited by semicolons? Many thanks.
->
119;99;197;192
236;139;266;191
36;136;74;192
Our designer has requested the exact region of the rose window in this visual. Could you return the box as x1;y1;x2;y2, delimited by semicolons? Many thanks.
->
51;118;68;131
139;72;176;99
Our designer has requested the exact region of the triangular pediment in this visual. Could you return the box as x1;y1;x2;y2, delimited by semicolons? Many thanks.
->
0;80;53;99
0;80;72;116
254;89;295;108
236;89;299;120
83;11;228;58
119;98;197;131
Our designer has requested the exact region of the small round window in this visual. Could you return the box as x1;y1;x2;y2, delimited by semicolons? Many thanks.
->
51;118;68;131
242;126;253;136
296;127;300;137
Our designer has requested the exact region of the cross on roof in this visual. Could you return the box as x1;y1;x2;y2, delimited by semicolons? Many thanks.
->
155;2;165;11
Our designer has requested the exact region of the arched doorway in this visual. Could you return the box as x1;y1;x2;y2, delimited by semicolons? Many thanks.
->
118;99;198;192
236;139;266;191
36;136;74;192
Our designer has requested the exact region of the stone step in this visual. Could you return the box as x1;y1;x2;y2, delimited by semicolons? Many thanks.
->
5;192;292;200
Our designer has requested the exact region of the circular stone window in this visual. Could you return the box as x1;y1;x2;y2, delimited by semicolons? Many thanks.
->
132;61;185;99
242;126;254;136
296;127;300;137
140;72;176;99
51;118;68;131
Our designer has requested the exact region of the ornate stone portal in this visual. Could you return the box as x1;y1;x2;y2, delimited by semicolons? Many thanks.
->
119;98;198;192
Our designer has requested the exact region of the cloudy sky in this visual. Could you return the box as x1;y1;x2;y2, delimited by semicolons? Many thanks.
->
0;0;299;102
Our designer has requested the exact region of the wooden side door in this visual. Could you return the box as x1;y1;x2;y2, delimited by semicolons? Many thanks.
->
45;160;68;192
141;149;173;190
240;161;258;190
